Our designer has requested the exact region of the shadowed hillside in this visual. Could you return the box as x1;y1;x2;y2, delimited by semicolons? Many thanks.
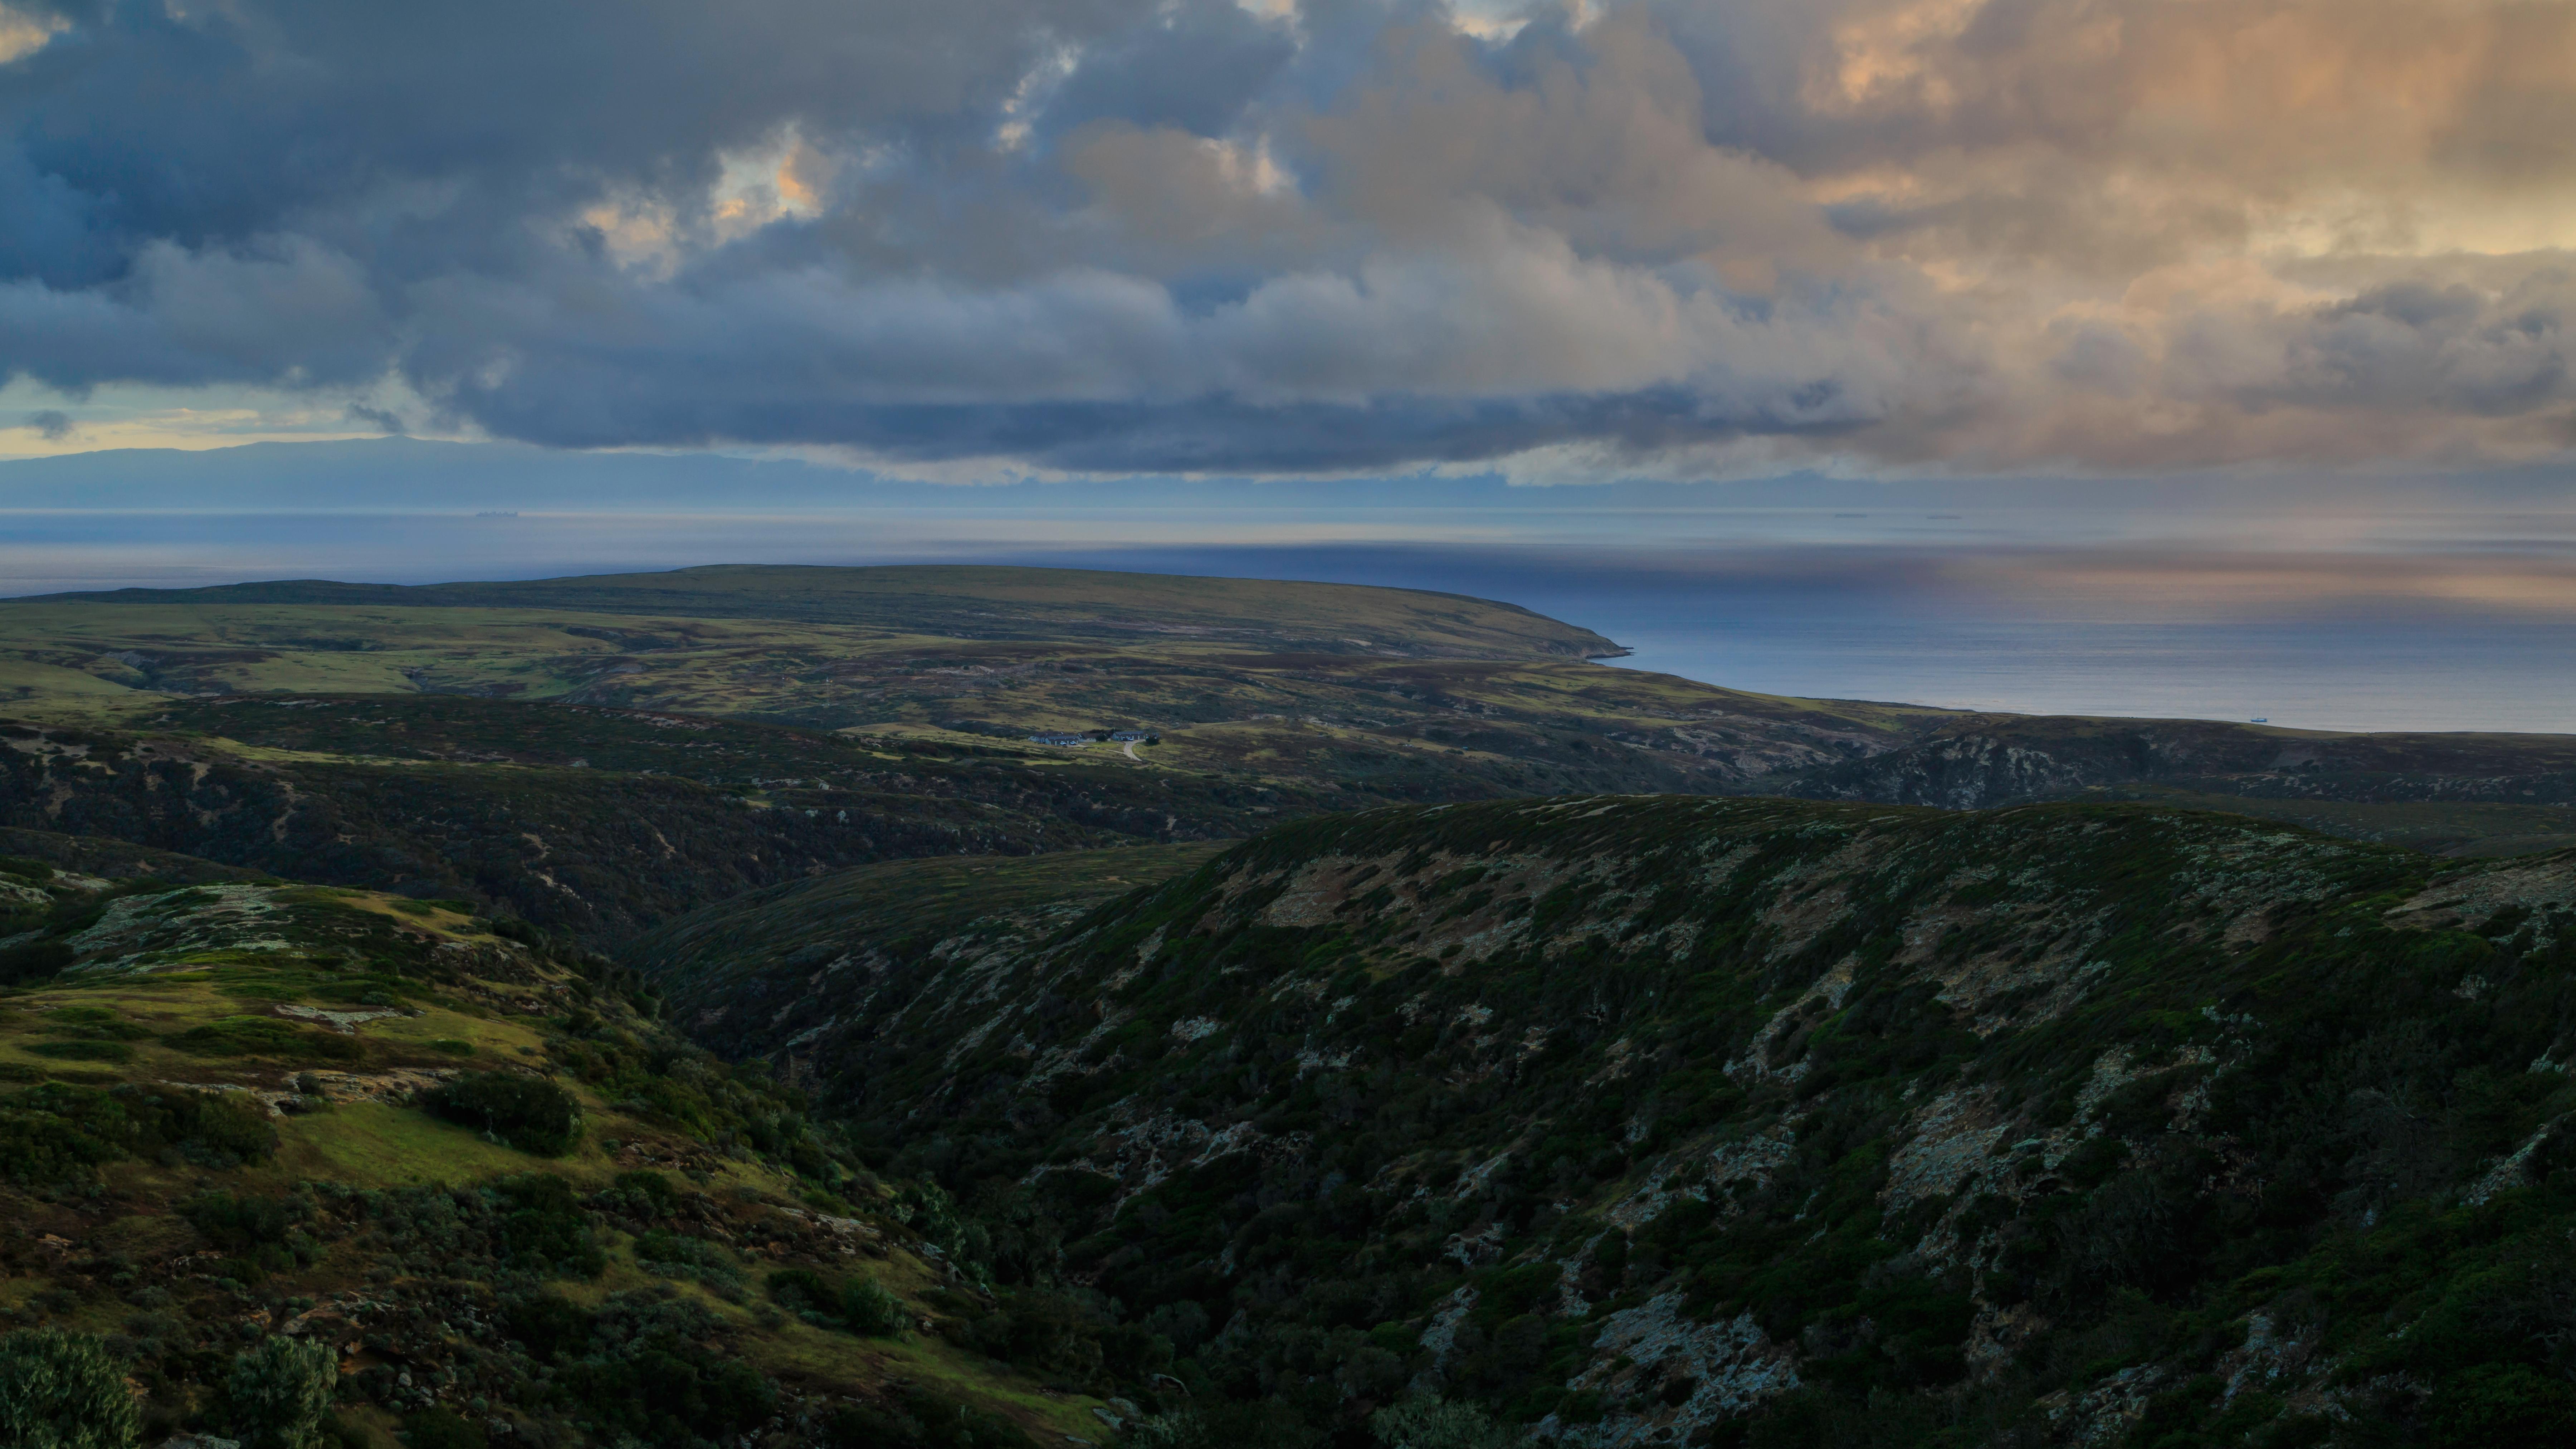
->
630;796;2576;1447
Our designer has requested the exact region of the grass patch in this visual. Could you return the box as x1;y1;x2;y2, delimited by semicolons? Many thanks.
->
264;1102;548;1187
41;1006;152;1039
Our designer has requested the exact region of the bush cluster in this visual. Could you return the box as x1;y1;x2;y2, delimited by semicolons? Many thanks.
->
498;1291;775;1444
0;1083;278;1184
0;1328;140;1449
422;1072;583;1155
765;1266;907;1336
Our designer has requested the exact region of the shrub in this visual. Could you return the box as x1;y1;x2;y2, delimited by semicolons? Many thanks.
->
43;1007;149;1039
0;1084;277;1185
424;1072;582;1155
179;1189;321;1282
493;1174;606;1278
501;1291;595;1362
1368;1397;1510;1449
600;1168;677;1216
165;1017;361;1061
2428;1363;2576;1448
0;1328;141;1449
0;856;54;882
401;1406;488;1449
840;1275;909;1336
633;1228;739;1292
821;1385;1041;1449
765;1265;903;1333
546;1294;775;1444
1118;1400;1318;1449
171;1089;282;1167
223;1336;338;1449
0;939;73;985
766;1266;835;1314
25;1041;132;1063
489;917;547;947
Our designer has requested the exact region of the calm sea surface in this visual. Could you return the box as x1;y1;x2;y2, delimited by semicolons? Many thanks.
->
3;499;2571;733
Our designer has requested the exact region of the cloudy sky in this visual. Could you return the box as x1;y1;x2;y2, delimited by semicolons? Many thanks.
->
6;0;2576;479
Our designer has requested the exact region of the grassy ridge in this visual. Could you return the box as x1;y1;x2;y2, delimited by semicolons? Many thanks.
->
20;564;1626;658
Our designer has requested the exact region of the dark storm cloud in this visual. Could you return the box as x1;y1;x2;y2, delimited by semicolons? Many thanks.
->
8;0;2576;475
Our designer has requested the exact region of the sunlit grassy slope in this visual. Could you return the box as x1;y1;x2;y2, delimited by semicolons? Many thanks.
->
0;861;1114;1445
4;563;1621;703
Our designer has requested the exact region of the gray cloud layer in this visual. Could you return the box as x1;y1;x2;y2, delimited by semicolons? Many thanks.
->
6;0;2576;474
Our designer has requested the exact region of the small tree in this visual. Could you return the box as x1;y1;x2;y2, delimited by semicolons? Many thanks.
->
0;1329;140;1449
224;1336;338;1449
838;1275;908;1336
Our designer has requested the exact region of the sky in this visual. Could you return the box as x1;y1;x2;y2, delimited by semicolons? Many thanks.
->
8;0;2576;481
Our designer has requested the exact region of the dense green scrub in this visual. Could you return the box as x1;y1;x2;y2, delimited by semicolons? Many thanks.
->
652;798;2576;1446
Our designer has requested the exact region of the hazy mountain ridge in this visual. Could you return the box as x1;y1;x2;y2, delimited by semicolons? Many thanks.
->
1765;717;2576;855
1775;718;2576;807
626;797;2576;1447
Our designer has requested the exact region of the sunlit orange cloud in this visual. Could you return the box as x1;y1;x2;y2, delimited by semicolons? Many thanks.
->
1943;550;2576;615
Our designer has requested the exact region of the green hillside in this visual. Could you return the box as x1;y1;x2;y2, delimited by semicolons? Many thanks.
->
0;861;1117;1447
627;796;2576;1448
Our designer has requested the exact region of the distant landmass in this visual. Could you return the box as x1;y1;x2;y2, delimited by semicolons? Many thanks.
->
14;435;2566;514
